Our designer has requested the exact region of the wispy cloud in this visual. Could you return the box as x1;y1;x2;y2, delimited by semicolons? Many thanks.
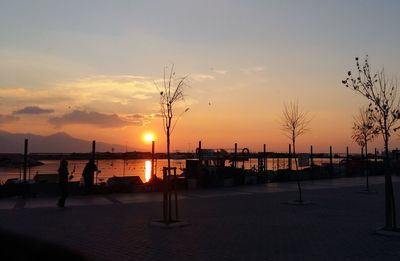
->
48;110;143;128
214;69;228;75
13;106;54;115
241;66;265;74
190;74;215;82
0;74;159;111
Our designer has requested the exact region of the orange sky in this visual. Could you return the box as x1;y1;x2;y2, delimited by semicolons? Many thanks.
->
1;1;400;153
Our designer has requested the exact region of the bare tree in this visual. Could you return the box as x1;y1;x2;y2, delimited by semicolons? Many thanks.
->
280;101;311;202
156;64;189;223
343;55;400;230
351;107;379;191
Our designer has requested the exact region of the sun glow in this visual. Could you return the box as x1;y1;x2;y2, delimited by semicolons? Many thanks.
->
143;133;155;143
145;160;151;182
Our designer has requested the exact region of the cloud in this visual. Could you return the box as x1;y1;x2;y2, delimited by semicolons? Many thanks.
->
0;73;197;119
191;74;215;82
13;106;54;115
125;112;163;125
0;74;158;108
48;110;143;128
242;66;265;74
214;70;228;75
0;114;19;124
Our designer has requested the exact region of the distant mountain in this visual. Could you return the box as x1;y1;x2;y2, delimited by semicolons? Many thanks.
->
0;130;140;153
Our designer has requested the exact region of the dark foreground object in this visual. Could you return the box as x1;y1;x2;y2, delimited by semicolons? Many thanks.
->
0;177;399;260
0;229;89;261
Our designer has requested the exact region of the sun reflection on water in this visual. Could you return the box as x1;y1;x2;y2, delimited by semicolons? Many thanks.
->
145;160;151;182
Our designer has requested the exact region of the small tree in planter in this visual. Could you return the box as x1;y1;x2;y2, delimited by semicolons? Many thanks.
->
351;107;379;191
280;101;311;203
342;55;400;230
157;64;189;224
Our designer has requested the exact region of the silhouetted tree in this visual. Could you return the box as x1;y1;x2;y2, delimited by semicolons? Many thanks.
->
343;55;400;230
351;107;378;191
280;101;311;202
157;64;189;222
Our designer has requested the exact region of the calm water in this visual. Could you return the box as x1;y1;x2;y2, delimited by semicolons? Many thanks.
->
0;159;186;184
0;157;342;184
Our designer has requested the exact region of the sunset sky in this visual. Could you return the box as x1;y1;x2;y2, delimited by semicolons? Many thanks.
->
1;1;400;153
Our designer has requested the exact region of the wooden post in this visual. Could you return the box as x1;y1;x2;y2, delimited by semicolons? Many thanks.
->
329;146;333;167
346;146;349;162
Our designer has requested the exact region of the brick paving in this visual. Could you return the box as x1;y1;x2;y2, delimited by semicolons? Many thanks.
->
0;176;400;260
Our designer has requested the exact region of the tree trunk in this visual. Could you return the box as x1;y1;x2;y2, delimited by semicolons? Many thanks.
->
365;140;369;192
164;126;171;223
384;121;397;229
293;138;302;202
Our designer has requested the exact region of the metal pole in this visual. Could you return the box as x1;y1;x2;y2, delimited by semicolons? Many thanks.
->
198;141;202;166
23;139;28;183
277;154;279;170
91;140;96;161
288;144;292;170
263;144;267;171
163;167;168;222
234;143;238;168
310;145;314;167
151;141;155;189
174;168;179;220
168;168;172;223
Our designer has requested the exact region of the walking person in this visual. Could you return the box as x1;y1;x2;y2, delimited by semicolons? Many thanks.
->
57;159;69;208
82;159;98;194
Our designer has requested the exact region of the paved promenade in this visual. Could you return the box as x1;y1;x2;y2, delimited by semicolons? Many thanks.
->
1;176;400;260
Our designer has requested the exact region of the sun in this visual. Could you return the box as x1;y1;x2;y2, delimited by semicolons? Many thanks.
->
143;133;155;143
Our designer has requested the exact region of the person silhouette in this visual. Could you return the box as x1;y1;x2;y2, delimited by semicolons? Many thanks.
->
82;159;98;194
57;159;69;208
